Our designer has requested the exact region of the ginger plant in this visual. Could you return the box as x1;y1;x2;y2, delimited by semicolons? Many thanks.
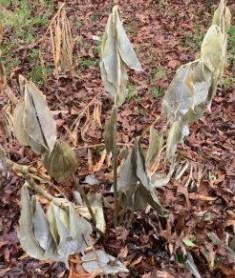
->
100;5;142;224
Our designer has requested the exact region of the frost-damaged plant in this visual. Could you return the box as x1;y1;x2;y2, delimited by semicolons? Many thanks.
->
2;75;128;274
162;0;231;160
0;0;231;275
100;5;142;224
116;0;231;219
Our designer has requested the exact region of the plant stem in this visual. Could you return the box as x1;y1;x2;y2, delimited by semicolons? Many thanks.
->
112;108;118;227
73;176;97;226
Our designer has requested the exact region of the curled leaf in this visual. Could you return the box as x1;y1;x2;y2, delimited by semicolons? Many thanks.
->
23;80;57;153
43;140;77;182
146;126;163;167
201;25;225;78
100;5;142;106
13;77;57;154
18;185;45;260
166;121;189;159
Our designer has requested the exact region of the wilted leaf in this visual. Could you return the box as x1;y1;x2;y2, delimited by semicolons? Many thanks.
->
43;140;77;182
82;250;128;275
163;61;212;122
33;201;54;251
68;204;92;252
50;4;74;74
146;126;163;166
88;193;106;233
117;148;137;193
150;160;175;188
117;139;166;215
18;185;45;260
114;6;142;72
213;0;231;32
166;121;189;159
100;5;142;106
201;25;225;78
0;145;7;176
137;184;168;217
23;80;57;153
13;101;42;152
135;138;149;187
51;204;79;264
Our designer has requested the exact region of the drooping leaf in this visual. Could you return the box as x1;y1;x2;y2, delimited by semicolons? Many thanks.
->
22;80;57;153
117;139;166;215
33;201;54;251
100;5;142;107
212;0;231;32
137;184;168;217
166;121;189;159
163;61;212;122
13;100;42;153
201;25;225;78
18;185;45;260
82;250;128;275
150;159;175;188
117;148;137;193
51;204;79;264
162;63;194;121
114;6;142;72
68;204;92;252
88;193;106;234
146;126;163;166
135;138;149;188
104;107;117;155
43;140;77;182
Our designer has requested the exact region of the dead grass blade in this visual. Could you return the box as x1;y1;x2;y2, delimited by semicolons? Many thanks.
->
49;3;74;75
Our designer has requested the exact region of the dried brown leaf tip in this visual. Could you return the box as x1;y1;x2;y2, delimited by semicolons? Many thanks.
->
13;75;57;154
49;3;74;75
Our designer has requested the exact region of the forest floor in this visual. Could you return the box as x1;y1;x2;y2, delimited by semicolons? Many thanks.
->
0;0;234;277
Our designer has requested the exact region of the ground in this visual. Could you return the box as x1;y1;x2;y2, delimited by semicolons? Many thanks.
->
0;0;234;277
